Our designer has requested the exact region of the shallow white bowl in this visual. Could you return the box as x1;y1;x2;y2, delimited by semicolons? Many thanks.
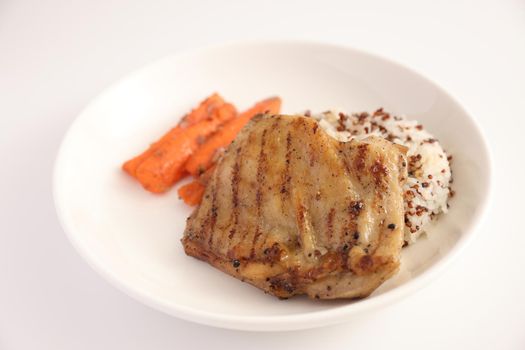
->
54;41;491;331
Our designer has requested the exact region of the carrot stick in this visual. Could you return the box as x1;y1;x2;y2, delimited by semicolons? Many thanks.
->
178;164;216;206
134;103;237;193
122;93;225;177
122;127;184;177
184;97;281;176
179;93;224;126
178;180;206;206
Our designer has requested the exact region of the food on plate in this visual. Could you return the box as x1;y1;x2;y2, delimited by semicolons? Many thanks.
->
122;95;281;194
122;93;454;300
122;93;226;180
123;93;236;193
311;109;452;244
182;114;408;299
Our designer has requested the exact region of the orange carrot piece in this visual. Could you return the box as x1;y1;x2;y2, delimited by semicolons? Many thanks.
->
122;93;225;177
134;103;237;193
122;127;184;177
180;93;224;126
185;97;281;176
178;165;216;206
178;180;206;206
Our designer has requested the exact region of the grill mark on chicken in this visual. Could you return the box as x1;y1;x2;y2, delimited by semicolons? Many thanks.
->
309;148;316;167
370;159;388;188
312;123;319;134
341;145;368;245
227;146;243;240
339;199;361;247
280;131;293;199
326;208;336;241
233;130;260;256
198;174;215;248
257;118;283;254
299;118;317;168
197;184;213;241
206;173;220;249
251;128;268;258
354;144;368;175
295;203;309;251
340;151;355;184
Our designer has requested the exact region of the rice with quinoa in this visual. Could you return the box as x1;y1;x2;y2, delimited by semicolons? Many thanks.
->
309;108;453;245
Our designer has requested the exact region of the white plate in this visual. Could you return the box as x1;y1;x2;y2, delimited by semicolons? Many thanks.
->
53;41;491;331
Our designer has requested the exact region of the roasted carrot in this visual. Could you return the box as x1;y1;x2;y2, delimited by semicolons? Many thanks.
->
184;97;281;176
178;180;206;206
178;165;216;206
122;128;184;177
179;93;224;126
122;93;225;177
134;103;237;193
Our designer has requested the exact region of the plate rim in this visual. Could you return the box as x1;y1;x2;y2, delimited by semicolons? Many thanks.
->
53;40;493;331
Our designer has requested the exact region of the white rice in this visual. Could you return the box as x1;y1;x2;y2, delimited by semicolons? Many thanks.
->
309;109;453;245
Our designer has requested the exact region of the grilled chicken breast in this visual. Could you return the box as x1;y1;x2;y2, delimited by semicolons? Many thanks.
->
182;114;407;299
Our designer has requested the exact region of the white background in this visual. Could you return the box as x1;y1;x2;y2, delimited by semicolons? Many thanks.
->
1;0;524;349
